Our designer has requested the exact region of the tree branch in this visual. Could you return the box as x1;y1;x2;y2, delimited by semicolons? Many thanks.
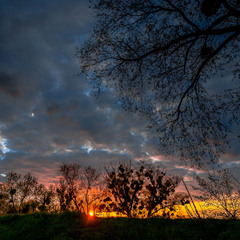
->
166;0;199;30
175;31;240;118
121;26;240;62
223;0;240;17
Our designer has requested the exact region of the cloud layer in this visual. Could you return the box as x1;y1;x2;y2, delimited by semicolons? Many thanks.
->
0;0;239;187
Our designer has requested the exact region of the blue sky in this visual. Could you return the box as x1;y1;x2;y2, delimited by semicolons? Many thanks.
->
0;0;239;185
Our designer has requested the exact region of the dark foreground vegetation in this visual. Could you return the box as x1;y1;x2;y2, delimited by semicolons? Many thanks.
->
0;212;240;240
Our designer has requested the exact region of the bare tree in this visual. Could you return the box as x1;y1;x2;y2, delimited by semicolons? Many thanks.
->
34;184;56;212
5;172;38;213
56;163;105;214
56;178;68;211
56;163;82;211
194;168;240;219
80;166;105;214
78;0;240;165
0;183;9;214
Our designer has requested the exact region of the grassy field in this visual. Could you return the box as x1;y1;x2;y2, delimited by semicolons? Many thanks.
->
0;212;240;240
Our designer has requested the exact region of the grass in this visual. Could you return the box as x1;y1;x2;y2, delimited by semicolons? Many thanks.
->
0;212;240;240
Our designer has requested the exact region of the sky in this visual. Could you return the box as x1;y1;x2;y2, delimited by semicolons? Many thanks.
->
0;0;239;186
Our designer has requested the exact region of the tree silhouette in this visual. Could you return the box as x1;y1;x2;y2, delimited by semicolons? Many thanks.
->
57;163;82;211
56;163;105;213
105;163;143;217
78;0;240;165
5;172;38;213
194;168;240;219
0;182;9;214
35;184;55;212
143;167;184;218
80;166;105;214
104;163;187;217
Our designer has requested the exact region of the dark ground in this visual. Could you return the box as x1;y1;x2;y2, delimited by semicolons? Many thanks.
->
0;212;240;240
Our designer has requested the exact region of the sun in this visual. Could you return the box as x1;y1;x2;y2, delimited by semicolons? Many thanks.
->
89;211;94;217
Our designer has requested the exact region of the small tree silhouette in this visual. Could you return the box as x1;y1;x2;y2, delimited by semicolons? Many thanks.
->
56;163;82;211
56;163;106;214
194;168;240;219
6;172;38;213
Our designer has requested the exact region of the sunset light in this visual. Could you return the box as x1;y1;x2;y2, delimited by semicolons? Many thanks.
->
89;211;94;217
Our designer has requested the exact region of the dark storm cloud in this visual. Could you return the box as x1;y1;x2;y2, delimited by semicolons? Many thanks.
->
46;104;60;116
0;72;19;98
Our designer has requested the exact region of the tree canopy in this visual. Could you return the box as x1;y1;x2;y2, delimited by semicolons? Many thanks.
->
78;0;240;165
